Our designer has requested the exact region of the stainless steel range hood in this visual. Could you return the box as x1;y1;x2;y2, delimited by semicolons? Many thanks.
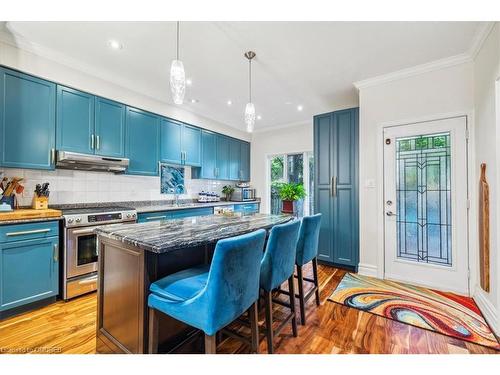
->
56;151;129;173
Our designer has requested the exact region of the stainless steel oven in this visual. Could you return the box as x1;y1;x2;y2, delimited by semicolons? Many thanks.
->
62;206;137;300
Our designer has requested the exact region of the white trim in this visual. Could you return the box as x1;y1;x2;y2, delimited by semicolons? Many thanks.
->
468;22;496;60
253;120;311;134
357;263;378;277
474;287;499;336
353;54;471;90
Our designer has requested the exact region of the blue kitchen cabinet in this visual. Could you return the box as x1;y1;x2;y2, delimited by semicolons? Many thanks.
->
160;119;201;167
314;108;359;268
125;106;160;176
95;97;126;157
0;67;56;170
228;138;241;181
56;85;95;154
233;203;259;214
216;135;230;180
240;141;251;182
196;130;217;179
0;221;59;316
137;211;170;223
137;207;213;222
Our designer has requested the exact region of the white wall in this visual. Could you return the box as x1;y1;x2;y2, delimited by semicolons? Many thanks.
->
472;23;500;335
250;123;313;213
357;62;474;276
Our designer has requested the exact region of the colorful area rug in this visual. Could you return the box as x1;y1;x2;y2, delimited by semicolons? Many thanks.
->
328;273;500;350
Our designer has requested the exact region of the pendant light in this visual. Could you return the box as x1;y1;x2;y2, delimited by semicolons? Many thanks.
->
244;51;256;132
170;21;185;105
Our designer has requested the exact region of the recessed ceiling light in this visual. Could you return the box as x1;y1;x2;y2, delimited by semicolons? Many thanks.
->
257;115;262;120
227;100;232;106
190;99;199;103
186;78;193;86
108;39;123;50
297;105;303;111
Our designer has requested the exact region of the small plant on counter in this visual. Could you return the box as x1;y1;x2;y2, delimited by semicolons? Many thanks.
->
222;185;235;201
277;182;306;214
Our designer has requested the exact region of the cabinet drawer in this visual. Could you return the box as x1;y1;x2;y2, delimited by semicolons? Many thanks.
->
137;211;169;223
169;207;213;219
233;203;259;213
0;221;59;243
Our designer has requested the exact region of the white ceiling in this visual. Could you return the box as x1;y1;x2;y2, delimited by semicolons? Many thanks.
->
1;21;485;131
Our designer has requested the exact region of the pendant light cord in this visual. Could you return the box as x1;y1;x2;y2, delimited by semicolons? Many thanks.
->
176;21;180;60
249;58;252;103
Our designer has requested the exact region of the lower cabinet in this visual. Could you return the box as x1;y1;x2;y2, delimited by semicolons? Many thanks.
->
137;207;214;223
0;222;59;316
233;203;259;214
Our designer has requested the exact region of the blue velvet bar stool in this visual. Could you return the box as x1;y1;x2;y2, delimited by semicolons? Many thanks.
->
259;219;301;354
295;213;322;325
147;229;266;354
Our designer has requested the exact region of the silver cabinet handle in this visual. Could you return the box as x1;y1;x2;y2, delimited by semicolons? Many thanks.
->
53;243;59;262
91;134;95;150
6;228;51;237
145;215;167;220
50;148;56;164
96;135;100;150
184;151;187;163
332;176;338;197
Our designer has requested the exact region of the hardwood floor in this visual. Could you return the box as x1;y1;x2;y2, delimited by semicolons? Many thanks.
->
0;265;498;354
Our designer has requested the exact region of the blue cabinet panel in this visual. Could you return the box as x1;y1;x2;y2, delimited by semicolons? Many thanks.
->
182;124;201;167
216;135;230;180
314;108;359;268
169;207;213;219
199;130;217;179
0;67;56;170
229;138;241;181
233;203;259;214
56;85;95;154
160;118;182;164
240;141;251;182
137;211;169;223
0;221;59;243
125;107;160;176
95;97;125;157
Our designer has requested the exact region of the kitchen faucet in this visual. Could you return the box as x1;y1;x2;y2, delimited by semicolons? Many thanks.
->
174;184;185;206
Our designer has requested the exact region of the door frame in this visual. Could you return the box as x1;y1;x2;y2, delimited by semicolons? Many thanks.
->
376;111;476;296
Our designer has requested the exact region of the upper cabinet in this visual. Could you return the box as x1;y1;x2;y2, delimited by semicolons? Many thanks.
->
240;141;251;182
125;106;160;176
95;97;126;157
160;119;201;166
197;130;217;179
56;86;95;154
0;67;56;170
215;135;230;180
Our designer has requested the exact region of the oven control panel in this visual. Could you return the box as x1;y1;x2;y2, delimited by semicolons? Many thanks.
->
88;213;122;223
63;209;137;227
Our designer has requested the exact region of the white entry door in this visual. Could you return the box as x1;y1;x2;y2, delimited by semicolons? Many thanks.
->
383;117;469;295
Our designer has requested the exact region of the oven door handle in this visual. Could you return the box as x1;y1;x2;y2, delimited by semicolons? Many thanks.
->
70;228;97;235
79;275;98;285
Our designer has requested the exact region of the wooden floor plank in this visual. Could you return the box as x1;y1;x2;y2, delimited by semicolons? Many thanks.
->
0;265;497;354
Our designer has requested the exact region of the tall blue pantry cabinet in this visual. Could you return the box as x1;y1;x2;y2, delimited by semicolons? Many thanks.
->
314;108;359;269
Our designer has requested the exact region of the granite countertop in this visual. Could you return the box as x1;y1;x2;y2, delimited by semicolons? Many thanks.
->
95;213;292;254
131;200;259;213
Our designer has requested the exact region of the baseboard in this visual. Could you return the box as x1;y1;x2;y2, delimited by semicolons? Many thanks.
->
357;263;378;277
473;287;499;336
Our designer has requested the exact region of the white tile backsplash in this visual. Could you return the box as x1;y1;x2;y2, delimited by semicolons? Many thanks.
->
1;166;233;206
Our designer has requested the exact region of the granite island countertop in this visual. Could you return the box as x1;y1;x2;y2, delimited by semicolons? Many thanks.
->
95;213;292;254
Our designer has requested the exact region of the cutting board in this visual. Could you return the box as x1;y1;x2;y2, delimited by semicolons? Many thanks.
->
479;163;490;292
0;208;62;222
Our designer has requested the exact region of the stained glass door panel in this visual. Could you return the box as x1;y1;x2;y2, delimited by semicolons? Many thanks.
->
396;133;452;266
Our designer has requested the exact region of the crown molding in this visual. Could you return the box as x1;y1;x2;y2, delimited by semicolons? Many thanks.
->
353;53;471;91
468;21;496;59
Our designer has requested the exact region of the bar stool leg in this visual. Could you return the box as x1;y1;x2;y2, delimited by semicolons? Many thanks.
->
264;291;274;354
312;258;321;306
204;334;217;354
148;308;159;354
248;301;260;354
297;265;306;325
288;275;298;337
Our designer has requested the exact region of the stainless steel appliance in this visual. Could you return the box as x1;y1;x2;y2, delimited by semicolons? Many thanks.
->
62;206;137;300
231;187;256;201
56;151;129;173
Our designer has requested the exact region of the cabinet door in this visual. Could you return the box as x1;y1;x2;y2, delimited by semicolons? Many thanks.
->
137;211;169;223
182;124;201;167
0;237;58;311
200;130;217;179
332;109;359;267
56;85;95;154
314;113;334;263
125;107;160;176
95;97;125;157
160;118;182;164
228;138;241;181
240;141;251;182
216;135;230;180
0;68;56;170
169;207;213;219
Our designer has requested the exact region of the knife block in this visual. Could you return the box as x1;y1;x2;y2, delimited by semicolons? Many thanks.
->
32;196;49;210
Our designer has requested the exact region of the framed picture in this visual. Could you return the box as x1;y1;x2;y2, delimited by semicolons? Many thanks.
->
160;164;185;194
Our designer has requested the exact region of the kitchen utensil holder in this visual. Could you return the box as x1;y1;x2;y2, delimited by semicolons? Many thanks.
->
32;196;49;210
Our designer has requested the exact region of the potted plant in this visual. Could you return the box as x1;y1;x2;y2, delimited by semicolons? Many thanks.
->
222;185;235;201
278;182;306;214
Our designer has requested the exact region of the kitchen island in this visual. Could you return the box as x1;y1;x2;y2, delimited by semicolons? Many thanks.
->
94;213;292;354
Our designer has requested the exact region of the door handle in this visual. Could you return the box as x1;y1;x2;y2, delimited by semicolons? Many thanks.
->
96;135;100;150
53;243;59;262
50;148;56;164
145;215;167;220
91;134;95;150
331;176;337;197
6;228;51;236
386;211;398;217
71;228;96;235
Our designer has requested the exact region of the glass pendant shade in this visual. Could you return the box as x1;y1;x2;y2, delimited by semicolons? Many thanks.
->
245;102;256;133
170;59;185;105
